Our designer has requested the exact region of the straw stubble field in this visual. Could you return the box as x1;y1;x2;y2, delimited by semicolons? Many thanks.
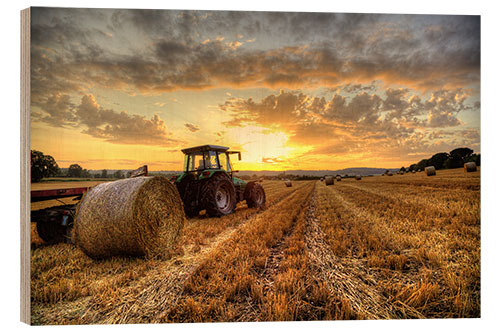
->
30;168;480;324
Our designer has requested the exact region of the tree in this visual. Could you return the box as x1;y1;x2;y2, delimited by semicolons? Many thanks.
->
101;169;108;179
81;169;91;178
467;153;481;166
448;147;474;168
416;159;428;171
31;150;59;182
400;166;406;173
428;152;449;170
408;164;417;172
68;164;83;178
113;170;124;179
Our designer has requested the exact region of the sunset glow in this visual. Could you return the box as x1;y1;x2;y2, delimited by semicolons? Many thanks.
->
30;8;480;171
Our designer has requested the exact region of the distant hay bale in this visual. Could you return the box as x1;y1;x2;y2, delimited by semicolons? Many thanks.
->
325;176;334;186
336;175;341;181
355;175;362;180
464;162;477;172
285;180;292;187
412;170;416;174
74;176;185;260
387;172;393;176
425;166;436;176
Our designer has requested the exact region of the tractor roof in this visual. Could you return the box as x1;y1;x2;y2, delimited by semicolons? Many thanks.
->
181;144;230;154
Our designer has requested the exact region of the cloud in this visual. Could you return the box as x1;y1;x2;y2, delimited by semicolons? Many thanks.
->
184;123;200;132
29;8;480;162
30;9;480;103
219;87;479;160
34;93;77;127
262;157;285;164
76;95;180;146
33;93;180;147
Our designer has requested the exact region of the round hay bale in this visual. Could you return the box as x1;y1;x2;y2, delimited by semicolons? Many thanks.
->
425;166;436;176
387;172;393;176
464;162;477;172
74;176;185;260
355;175;362;180
325;176;334;186
336;175;341;181
412;170;416;174
285;180;292;187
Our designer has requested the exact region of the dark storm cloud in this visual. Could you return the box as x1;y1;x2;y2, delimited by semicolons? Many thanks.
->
30;8;480;102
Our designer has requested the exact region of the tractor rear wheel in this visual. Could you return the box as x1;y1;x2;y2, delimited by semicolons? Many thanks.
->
201;174;237;217
244;182;266;208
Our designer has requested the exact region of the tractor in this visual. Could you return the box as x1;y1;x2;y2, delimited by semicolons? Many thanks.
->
171;145;266;217
30;145;265;244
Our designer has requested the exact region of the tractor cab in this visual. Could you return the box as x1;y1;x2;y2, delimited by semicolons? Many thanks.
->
181;145;241;179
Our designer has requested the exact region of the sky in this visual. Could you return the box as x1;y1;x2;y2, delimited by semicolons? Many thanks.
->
30;7;481;171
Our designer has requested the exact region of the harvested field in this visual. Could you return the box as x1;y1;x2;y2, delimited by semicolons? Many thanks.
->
30;170;480;324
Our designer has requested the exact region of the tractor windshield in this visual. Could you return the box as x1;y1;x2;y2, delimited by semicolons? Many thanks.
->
186;152;204;171
218;152;232;172
186;151;219;171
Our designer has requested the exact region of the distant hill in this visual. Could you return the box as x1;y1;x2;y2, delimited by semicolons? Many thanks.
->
60;167;398;177
150;167;399;177
235;168;398;177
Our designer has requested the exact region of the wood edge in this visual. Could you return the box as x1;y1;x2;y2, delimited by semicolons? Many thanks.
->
20;7;31;325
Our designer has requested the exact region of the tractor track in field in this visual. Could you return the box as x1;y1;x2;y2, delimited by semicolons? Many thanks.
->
257;216;296;297
304;185;399;320
257;183;315;296
34;182;314;324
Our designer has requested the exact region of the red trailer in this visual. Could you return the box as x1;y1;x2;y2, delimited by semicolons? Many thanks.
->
30;165;148;244
30;187;89;244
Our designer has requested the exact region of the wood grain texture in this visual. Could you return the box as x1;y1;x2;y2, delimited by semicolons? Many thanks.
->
20;7;31;325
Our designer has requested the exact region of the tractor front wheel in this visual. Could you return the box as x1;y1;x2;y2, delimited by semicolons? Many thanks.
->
244;182;266;208
201;174;237;217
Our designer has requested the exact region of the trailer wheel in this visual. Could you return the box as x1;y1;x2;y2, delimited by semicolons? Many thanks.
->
36;220;67;244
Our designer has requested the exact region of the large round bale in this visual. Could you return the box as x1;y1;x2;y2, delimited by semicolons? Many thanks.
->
325;176;334;186
336;175;341;181
425;166;436;176
355;175;362;180
285;180;292;187
74;176;185;260
464;162;477;172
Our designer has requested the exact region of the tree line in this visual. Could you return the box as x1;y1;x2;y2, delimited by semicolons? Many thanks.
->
399;147;480;173
30;150;126;182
